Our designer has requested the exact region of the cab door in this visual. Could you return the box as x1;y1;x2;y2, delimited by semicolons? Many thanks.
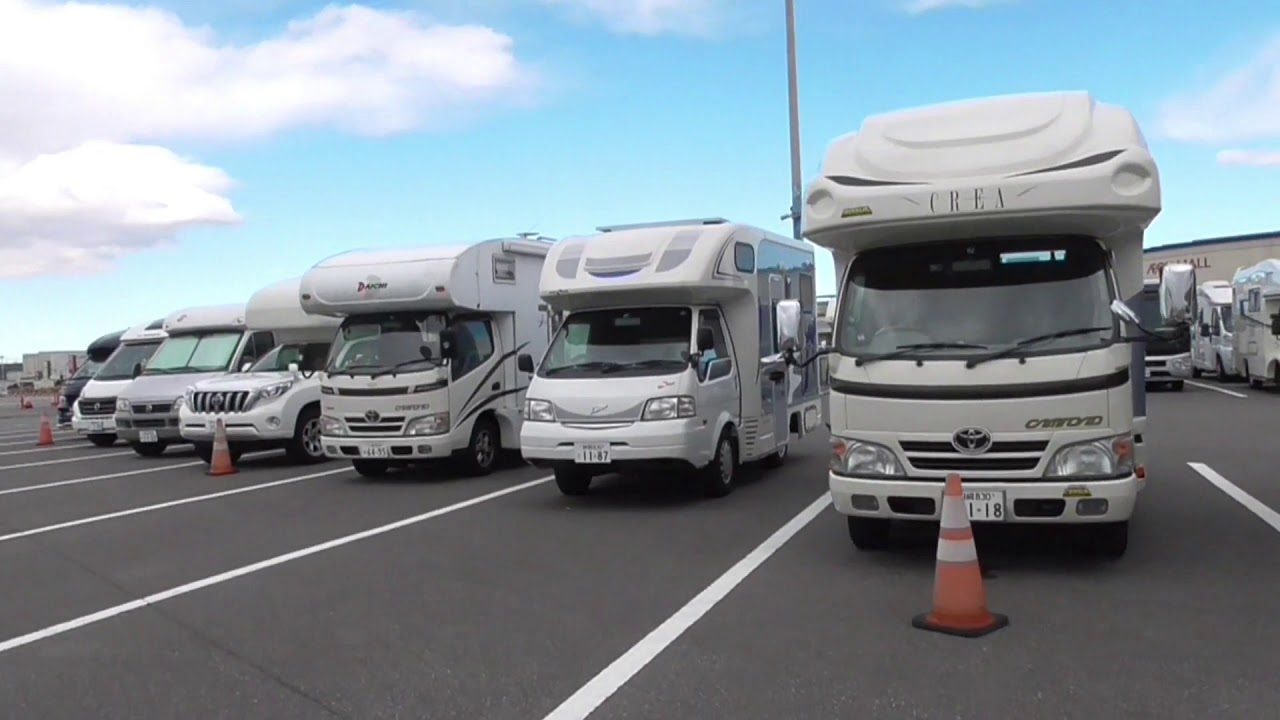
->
695;308;738;427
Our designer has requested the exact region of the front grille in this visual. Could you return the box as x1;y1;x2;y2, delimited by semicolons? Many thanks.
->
79;397;116;416
133;402;174;415
899;439;1049;473
344;415;406;434
190;391;251;414
899;440;1048;453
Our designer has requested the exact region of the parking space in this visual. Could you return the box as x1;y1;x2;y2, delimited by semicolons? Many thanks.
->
0;390;1277;718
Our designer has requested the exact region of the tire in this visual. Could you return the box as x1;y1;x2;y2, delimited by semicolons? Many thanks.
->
1169;380;1184;391
1192;367;1202;378
1216;355;1228;379
458;415;500;476
700;429;738;498
131;441;168;458
88;433;116;447
285;405;326;464
352;459;389;478
760;441;788;468
847;516;892;551
194;442;213;464
1090;521;1129;559
554;467;592;496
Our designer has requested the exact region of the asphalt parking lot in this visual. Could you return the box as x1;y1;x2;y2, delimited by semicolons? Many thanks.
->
1;384;1278;720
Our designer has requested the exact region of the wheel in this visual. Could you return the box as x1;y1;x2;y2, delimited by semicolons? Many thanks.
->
760;441;788;468
1192;367;1202;378
1089;521;1129;559
458;415;500;476
87;433;116;447
352;459;389;477
554;467;592;496
1216;355;1228;378
1169;380;1184;391
285;406;326;464
847;516;892;551
194;442;213;464
700;429;738;498
131;441;168;457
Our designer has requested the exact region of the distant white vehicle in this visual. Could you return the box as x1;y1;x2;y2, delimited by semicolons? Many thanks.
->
518;218;826;497
72;320;168;447
1231;259;1280;387
1191;280;1236;378
301;237;553;477
179;277;342;466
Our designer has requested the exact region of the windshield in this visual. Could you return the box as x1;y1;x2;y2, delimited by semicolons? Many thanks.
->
143;332;245;374
837;237;1116;358
540;307;693;378
1220;305;1234;332
1137;291;1163;328
95;341;163;381
252;342;331;373
70;359;103;381
327;313;446;375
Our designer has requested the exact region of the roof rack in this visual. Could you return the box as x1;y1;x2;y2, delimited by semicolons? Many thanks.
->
596;217;729;233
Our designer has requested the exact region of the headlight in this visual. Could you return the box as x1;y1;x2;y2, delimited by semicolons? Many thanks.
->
184;388;195;405
172;395;184;411
116;399;131;412
1045;435;1134;478
258;381;293;400
642;395;695;421
319;415;346;436
831;437;904;476
405;413;450;436
524;399;555;422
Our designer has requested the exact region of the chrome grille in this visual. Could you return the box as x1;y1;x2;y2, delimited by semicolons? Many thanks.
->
899;439;1048;472
344;415;406;434
190;390;252;414
79;397;116;416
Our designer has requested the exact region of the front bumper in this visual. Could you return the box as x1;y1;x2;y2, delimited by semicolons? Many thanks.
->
1145;353;1191;381
73;414;117;435
320;432;459;461
115;411;183;443
829;473;1140;524
179;407;292;444
520;418;713;471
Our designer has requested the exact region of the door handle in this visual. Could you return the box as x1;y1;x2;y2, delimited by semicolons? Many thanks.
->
491;382;500;391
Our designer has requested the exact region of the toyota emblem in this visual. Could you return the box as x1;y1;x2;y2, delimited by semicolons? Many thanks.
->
364;410;381;423
951;427;993;455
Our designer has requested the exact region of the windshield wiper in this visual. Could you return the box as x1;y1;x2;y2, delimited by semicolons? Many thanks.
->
600;358;686;373
543;361;622;376
143;366;197;375
370;357;439;379
855;342;988;367
336;363;383;378
965;326;1112;369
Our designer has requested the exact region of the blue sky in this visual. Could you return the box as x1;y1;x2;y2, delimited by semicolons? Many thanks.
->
2;0;1278;359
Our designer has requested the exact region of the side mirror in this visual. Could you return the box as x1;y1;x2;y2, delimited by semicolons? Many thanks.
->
287;362;300;373
775;299;802;353
438;328;456;359
132;363;143;379
705;357;733;381
517;353;535;373
1158;263;1195;325
1109;299;1140;325
1271;315;1280;336
696;327;715;352
241;362;253;372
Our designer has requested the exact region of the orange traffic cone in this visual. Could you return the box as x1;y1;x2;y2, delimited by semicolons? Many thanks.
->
911;474;1008;638
207;418;238;476
36;411;54;447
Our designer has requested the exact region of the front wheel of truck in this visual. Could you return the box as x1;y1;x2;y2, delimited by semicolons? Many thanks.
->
554;467;592;496
352;459;389;478
847;516;891;551
1089;521;1129;559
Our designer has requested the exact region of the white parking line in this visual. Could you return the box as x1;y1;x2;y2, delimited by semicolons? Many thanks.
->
0;461;205;496
0;444;94;456
1186;380;1248;399
0;474;553;654
0;437;83;447
1188;462;1280;533
0;451;134;471
542;493;833;720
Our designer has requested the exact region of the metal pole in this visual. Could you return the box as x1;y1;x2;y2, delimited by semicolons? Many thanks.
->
784;0;803;240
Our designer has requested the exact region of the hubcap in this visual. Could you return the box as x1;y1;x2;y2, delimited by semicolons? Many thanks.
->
302;418;323;457
476;428;495;467
719;439;733;485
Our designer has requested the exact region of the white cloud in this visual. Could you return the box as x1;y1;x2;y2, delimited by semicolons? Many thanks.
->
1157;35;1280;144
901;0;1012;15
538;0;726;36
1217;149;1280;167
0;0;538;278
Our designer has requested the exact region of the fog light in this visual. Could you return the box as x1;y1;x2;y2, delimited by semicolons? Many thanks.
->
850;494;879;511
266;416;281;428
417;445;433;455
325;445;338;455
1076;498;1109;516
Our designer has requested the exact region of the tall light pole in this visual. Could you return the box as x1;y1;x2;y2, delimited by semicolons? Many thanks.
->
783;0;803;240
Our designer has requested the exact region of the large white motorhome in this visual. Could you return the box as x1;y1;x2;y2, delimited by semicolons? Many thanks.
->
804;91;1173;557
300;238;552;477
1192;280;1237;378
116;303;276;457
518;218;826;497
72;319;168;447
1231;258;1280;387
179;277;342;466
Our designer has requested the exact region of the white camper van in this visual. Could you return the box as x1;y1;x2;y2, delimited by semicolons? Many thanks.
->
179;278;342;466
518;218;826;498
72;320;168;447
116;304;276;457
300;238;552;477
1231;259;1280;387
804;92;1167;557
1192;280;1236;378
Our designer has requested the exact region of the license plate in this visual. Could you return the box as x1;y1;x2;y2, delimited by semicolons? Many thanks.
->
964;490;1006;522
139;430;158;443
359;444;390;458
88;421;104;432
573;442;611;464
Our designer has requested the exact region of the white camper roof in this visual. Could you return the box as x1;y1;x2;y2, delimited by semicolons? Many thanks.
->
1233;259;1280;297
1199;281;1232;305
246;277;340;332
541;218;806;310
120;319;168;344
299;238;550;317
162;304;247;335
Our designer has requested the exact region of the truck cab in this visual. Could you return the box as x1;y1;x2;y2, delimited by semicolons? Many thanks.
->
1137;279;1192;390
1192;281;1236;379
72;320;167;447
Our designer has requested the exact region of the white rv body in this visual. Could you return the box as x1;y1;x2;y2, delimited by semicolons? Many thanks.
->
300;238;552;477
72;320;169;447
804;92;1162;556
1231;259;1280;387
179;277;341;465
1192;281;1236;377
519;218;825;497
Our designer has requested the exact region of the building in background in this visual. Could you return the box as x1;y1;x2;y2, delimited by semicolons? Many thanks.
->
1144;230;1280;283
21;351;85;386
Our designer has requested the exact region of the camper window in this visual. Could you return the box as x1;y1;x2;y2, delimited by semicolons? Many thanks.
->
493;256;516;283
144;332;244;374
95;342;162;381
252;342;331;372
1220;306;1234;332
541;307;692;378
70;359;103;381
696;310;731;382
734;243;755;273
327;313;447;375
450;318;494;379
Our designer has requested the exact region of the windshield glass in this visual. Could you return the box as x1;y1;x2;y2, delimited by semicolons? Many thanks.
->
252;342;332;372
70;359;103;381
95;341;163;381
143;332;245;374
327;313;446;375
1136;291;1162;328
540;307;693;378
1219;305;1234;332
837;237;1116;358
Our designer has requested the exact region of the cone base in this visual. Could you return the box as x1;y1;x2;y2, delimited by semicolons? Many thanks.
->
911;611;1008;638
207;467;238;476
